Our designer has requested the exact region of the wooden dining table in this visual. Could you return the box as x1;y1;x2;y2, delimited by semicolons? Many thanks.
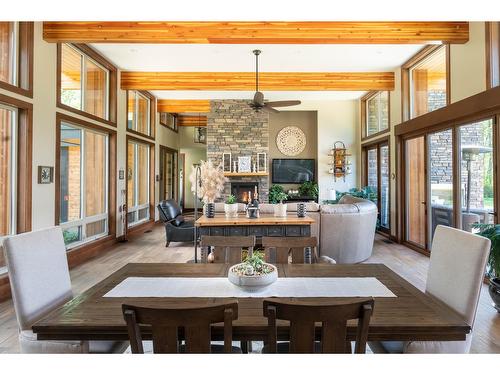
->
32;263;470;343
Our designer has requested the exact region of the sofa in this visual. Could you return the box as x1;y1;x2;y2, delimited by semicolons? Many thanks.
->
213;195;377;263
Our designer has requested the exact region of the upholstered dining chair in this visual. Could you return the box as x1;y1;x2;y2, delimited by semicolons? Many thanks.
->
122;301;241;353
262;299;374;353
3;227;128;354
368;225;490;354
201;235;256;265
261;237;336;264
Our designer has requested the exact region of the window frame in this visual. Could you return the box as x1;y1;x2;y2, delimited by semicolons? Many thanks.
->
486;22;500;89
55;112;117;251
361;91;390;140
0;22;34;98
159;112;179;133
126;90;156;139
57;43;117;126
401;45;450;122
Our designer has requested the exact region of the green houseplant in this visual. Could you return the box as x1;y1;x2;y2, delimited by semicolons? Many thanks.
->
224;194;238;218
472;223;500;312
298;181;319;200
269;185;289;217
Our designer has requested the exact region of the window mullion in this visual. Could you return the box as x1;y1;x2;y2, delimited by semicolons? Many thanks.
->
80;129;86;240
80;54;86;112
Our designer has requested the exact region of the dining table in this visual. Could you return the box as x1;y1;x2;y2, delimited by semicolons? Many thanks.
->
32;263;470;343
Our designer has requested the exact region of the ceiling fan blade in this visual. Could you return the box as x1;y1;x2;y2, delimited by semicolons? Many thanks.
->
266;100;302;107
262;104;279;113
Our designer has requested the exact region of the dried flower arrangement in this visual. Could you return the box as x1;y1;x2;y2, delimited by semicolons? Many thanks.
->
189;160;228;203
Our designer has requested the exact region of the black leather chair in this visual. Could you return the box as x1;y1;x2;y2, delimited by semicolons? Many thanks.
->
157;200;195;247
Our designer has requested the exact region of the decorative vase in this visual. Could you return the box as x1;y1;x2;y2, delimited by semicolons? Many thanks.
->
297;203;306;218
274;202;287;217
224;203;239;218
205;202;215;218
489;277;500;313
228;263;278;292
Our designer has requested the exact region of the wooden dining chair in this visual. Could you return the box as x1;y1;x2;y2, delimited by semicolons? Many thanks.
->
122;301;239;354
263;299;374;354
261;236;335;264
201;235;256;265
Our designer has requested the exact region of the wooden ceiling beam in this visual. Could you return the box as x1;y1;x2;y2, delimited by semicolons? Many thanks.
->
122;72;395;91
177;115;207;127
157;99;211;113
43;22;469;44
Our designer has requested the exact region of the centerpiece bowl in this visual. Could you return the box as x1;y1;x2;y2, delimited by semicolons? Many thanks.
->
228;254;277;292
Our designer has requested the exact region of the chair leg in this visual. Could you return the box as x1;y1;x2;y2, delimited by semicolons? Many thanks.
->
165;241;170;247
240;340;248;353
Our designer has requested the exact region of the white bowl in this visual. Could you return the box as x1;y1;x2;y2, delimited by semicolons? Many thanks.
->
228;263;278;292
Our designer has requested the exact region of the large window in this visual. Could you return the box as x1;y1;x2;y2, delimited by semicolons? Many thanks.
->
60;44;109;121
127;91;154;138
127;140;151;227
363;91;389;138
486;22;500;89
0;22;18;86
59;122;109;248
0;104;17;238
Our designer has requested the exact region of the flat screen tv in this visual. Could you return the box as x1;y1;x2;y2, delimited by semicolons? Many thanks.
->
272;159;315;184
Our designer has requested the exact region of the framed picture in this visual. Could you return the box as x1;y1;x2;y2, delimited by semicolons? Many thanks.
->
38;166;54;184
257;152;267;172
194;126;207;144
238;156;252;172
222;153;232;172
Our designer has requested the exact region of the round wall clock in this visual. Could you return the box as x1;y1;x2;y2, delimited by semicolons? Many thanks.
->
276;126;307;156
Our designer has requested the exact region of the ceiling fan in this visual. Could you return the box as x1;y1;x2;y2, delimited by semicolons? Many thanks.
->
249;50;301;113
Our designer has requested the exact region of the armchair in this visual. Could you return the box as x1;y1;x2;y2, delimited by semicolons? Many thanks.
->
157;200;195;247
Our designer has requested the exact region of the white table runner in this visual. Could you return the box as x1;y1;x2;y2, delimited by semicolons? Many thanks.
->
104;277;396;298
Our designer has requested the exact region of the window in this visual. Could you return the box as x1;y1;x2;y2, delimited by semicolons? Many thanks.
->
0;22;18;86
127;140;151;227
486;22;500;89
59;122;109;248
408;46;448;118
60;44;109;120
127;91;155;137
0;104;17;238
363;91;389;138
159;112;178;132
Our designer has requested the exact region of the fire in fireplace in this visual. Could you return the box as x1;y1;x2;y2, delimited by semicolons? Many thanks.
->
231;182;259;203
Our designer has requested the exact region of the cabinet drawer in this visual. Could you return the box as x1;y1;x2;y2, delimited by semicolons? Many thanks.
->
267;226;285;236
209;227;225;236
198;227;210;236
227;226;247;236
247;226;267;237
286;226;302;237
301;226;311;236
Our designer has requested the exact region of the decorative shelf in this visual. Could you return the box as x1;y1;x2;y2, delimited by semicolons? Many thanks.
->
224;172;269;177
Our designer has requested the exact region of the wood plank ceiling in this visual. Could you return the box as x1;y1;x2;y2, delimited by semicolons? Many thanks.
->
157;100;211;113
43;22;469;44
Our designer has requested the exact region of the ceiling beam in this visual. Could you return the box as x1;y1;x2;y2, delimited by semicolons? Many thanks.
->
43;22;469;44
157;100;211;113
122;72;395;91
177;115;207;126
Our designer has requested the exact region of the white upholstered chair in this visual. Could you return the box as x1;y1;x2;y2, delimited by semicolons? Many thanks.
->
3;227;127;353
369;225;490;354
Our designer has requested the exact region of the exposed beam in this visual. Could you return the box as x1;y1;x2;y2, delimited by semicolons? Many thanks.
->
157;100;211;113
122;72;395;91
177;116;207;127
43;22;469;44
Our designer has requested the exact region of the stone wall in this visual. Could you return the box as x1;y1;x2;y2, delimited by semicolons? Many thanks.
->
206;100;270;202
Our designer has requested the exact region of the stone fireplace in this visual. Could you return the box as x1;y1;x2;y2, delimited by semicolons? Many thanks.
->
231;182;259;203
207;99;270;202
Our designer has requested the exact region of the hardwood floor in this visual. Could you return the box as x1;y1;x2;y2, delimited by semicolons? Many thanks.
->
0;225;499;353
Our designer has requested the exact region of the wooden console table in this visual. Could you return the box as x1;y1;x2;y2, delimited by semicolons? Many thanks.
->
194;214;315;262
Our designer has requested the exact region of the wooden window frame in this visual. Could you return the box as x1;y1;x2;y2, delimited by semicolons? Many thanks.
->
126;90;156;140
486;22;500;89
125;135;155;233
55;112;117;252
0;22;34;98
0;93;33;273
362;136;391;235
159;112;179;133
57;43;117;126
360;91;391;141
401;45;451;122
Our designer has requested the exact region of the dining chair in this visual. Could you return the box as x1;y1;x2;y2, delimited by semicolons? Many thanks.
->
369;225;490;354
201;235;256;265
122;301;240;353
261;236;336;264
3;227;128;353
262;298;374;353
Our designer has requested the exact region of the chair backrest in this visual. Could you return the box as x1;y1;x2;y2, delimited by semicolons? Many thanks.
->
427;225;490;327
3;227;73;330
158;199;182;221
263;299;374;353
262;236;319;264
201;236;255;265
122;301;238;353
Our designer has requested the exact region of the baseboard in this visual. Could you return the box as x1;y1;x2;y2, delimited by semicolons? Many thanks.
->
66;235;118;269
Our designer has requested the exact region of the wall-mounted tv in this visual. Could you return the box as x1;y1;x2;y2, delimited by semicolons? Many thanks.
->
272;159;315;184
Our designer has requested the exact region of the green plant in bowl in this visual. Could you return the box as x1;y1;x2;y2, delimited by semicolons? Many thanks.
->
225;194;237;204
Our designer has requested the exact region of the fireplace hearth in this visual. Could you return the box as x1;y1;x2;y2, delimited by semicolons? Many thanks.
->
231;182;259;203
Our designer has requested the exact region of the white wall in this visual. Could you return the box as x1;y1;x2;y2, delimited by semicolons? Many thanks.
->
179;126;207;208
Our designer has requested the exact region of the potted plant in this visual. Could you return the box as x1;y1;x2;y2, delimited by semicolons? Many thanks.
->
269;184;288;217
298;181;319;201
228;253;278;292
189;160;227;218
224;194;238;218
473;223;500;312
